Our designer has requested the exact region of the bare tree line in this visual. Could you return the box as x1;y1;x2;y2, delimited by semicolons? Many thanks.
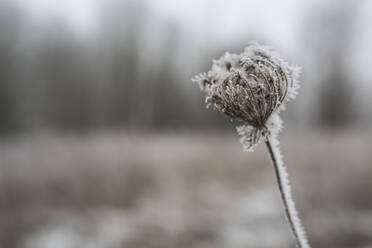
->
0;0;368;134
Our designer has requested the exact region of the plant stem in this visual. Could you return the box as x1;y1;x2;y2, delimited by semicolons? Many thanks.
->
265;138;310;248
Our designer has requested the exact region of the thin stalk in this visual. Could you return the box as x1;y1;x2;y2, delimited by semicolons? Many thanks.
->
265;138;310;248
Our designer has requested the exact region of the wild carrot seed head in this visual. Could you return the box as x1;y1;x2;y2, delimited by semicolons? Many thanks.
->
192;41;300;151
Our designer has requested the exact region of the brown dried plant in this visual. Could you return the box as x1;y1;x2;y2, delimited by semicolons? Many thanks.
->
192;41;310;248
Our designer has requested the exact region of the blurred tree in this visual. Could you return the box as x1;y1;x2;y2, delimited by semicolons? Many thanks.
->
36;21;95;130
151;22;190;128
303;1;361;129
98;0;142;128
0;1;22;133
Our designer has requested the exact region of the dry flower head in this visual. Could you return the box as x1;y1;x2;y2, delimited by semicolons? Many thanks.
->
192;41;300;151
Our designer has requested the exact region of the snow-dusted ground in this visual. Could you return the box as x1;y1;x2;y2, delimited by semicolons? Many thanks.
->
0;131;371;248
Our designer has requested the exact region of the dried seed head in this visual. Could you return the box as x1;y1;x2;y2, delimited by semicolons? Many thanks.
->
192;41;300;151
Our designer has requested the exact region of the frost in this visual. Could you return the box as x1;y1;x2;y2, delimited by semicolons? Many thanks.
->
268;136;310;248
192;41;310;248
237;113;282;152
192;41;301;152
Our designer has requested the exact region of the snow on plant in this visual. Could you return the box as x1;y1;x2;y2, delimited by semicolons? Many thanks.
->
192;41;310;248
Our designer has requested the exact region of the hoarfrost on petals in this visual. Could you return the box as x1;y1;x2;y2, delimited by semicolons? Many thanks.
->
192;41;301;151
236;113;282;152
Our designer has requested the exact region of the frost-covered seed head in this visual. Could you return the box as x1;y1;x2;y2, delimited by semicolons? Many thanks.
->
192;41;300;151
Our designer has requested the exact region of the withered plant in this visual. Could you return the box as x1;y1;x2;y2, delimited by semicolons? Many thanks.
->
193;41;310;248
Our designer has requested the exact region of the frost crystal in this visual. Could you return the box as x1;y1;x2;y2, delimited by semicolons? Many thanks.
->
192;41;300;151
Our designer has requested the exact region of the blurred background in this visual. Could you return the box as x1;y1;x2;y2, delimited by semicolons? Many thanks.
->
0;0;372;247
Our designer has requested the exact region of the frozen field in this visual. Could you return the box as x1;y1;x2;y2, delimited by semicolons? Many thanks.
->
0;131;371;248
